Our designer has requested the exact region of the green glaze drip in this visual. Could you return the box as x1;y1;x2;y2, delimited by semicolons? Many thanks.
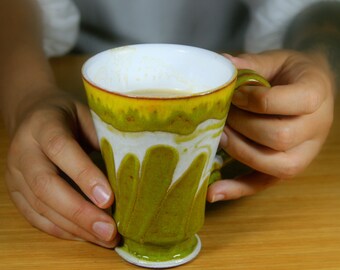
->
124;146;179;240
116;154;140;234
100;138;116;189
143;153;207;245
100;138;120;221
185;177;209;237
100;142;210;262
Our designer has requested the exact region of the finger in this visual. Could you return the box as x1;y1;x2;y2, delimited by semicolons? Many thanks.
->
9;166;118;248
12;189;119;248
17;145;117;243
10;190;80;241
6;168;82;241
207;171;280;202
224;51;288;80
227;106;315;151
32;113;113;209
225;52;327;115
221;126;321;179
232;84;325;115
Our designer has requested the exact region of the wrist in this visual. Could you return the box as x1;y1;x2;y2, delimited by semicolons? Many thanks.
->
1;82;61;137
0;42;58;135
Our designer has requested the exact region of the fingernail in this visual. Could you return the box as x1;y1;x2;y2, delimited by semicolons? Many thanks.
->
92;185;110;207
211;194;225;203
92;221;115;241
232;90;248;107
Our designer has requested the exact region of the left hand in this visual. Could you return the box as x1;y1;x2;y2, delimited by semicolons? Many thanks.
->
5;90;118;247
207;50;335;202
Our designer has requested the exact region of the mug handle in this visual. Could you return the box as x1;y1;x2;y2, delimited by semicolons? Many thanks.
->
209;69;270;185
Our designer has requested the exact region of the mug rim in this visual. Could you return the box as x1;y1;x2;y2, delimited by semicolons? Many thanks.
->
81;43;237;100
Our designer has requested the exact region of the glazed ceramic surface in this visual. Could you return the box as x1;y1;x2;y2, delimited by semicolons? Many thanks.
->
82;44;247;268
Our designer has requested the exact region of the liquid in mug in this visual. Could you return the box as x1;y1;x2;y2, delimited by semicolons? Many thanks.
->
126;88;193;98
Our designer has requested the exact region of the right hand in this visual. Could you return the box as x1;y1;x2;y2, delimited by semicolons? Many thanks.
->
207;50;334;202
5;90;119;248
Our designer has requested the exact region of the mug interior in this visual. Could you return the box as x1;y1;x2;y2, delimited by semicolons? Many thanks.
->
82;44;235;97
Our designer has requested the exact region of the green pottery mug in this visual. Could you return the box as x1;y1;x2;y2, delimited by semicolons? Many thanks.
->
82;44;269;268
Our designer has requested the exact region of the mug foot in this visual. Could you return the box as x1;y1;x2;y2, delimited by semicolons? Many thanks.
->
115;234;201;268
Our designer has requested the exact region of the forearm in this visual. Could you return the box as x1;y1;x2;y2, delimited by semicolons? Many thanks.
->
283;1;340;92
0;0;56;134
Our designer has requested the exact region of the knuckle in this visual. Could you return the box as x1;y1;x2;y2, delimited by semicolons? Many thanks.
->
32;197;47;216
9;191;70;240
7;138;20;158
272;126;294;151
22;208;40;228
70;203;87;224
46;224;68;239
254;90;270;113
27;110;54;132
238;53;259;70
74;166;93;186
304;91;322;114
276;157;303;179
30;217;66;240
11;191;35;223
45;132;69;158
30;172;53;200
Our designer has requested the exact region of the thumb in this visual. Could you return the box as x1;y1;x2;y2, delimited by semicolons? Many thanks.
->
223;51;290;81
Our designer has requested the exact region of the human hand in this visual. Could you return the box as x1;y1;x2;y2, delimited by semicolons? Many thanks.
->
5;90;118;247
207;50;335;202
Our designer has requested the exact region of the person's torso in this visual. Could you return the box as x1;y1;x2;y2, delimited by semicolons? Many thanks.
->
72;0;249;53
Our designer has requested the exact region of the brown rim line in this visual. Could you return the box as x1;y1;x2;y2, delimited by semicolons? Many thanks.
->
82;73;237;101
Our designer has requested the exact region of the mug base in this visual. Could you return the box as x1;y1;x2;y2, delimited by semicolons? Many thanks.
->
115;234;201;268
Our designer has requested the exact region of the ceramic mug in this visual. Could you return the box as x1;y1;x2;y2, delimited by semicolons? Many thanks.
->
82;44;269;268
